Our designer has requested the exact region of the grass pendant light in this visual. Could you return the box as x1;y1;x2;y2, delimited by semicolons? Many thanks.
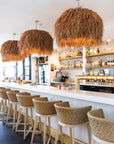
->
55;0;103;48
18;21;53;57
1;33;27;62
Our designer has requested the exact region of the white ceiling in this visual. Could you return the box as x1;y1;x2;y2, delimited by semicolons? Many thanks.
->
0;0;114;46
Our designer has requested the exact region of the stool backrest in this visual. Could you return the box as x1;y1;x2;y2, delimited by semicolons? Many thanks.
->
0;89;11;99
7;90;19;102
16;94;40;107
54;101;92;125
17;92;30;95
33;98;61;115
87;109;114;143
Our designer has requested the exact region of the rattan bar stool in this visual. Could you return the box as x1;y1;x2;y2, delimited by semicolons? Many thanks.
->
6;90;19;129
54;102;92;144
87;109;114;144
16;94;40;139
31;98;61;144
31;97;48;144
0;87;6;112
0;88;11;123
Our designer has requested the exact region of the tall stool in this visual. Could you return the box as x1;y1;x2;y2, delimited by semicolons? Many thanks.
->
54;102;92;144
0;87;5;112
31;97;48;144
87;109;114;144
0;88;11;123
16;94;40;139
31;98;61;144
6;90;19;129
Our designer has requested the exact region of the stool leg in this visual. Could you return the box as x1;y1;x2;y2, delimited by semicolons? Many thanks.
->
5;100;7;114
0;99;3;111
16;107;22;132
6;102;11;125
24;107;28;140
60;125;63;144
55;124;60;144
39;117;42;133
3;100;7;123
47;117;51;144
43;117;46;144
31;115;38;144
91;137;95;144
2;101;5;123
70;128;72;144
72;128;74;144
13;103;16;130
10;103;13;116
31;108;34;127
88;124;91;144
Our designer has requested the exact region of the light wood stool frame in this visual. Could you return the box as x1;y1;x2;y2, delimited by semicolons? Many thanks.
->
0;98;8;123
6;101;18;130
16;105;34;139
91;135;114;144
55;121;91;144
31;113;56;144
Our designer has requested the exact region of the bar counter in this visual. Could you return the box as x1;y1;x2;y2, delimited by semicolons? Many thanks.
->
0;82;114;144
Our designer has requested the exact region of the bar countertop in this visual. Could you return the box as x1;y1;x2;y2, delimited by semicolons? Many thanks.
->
0;82;114;106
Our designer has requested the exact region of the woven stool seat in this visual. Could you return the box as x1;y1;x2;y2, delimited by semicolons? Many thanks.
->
16;94;40;139
0;88;11;100
87;109;114;144
31;98;61;144
16;94;40;107
6;90;19;129
7;90;19;103
0;88;11;123
54;102;92;144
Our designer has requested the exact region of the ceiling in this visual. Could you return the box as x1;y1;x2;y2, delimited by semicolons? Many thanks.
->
0;0;114;47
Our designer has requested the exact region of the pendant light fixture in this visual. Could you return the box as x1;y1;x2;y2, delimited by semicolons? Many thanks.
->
18;20;53;57
1;33;27;62
55;0;103;48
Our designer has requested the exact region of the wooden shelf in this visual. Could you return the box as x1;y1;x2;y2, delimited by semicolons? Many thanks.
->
86;52;114;57
59;67;82;70
59;56;82;60
59;66;114;70
59;52;114;60
36;63;48;66
86;66;114;69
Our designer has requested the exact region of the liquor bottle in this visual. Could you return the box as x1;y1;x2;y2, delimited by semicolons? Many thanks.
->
68;61;70;68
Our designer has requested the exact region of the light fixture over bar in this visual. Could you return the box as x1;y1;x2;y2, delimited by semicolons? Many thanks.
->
55;0;103;48
1;33;27;62
18;20;53;57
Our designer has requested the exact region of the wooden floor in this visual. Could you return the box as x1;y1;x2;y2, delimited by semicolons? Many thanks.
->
0;120;60;144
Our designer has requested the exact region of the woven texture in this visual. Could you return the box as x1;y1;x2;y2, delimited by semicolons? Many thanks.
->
1;40;27;62
0;89;11;100
7;90;19;102
33;98;61;115
54;102;92;125
87;109;114;143
18;29;53;57
17;92;30;95
16;94;40;107
55;7;103;47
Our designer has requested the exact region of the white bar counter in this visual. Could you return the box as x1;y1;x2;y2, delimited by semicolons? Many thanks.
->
0;82;114;144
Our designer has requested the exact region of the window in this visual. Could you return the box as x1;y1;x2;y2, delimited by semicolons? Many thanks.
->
23;56;31;80
0;54;16;80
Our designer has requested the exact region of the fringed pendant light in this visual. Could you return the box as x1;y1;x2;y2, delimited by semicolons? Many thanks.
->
18;21;53;57
55;0;103;48
1;33;27;62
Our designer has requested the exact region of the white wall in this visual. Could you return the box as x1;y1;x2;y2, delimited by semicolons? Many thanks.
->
103;22;114;38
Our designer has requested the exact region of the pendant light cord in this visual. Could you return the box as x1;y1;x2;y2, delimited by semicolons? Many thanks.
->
76;0;80;8
35;20;39;29
13;33;16;40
